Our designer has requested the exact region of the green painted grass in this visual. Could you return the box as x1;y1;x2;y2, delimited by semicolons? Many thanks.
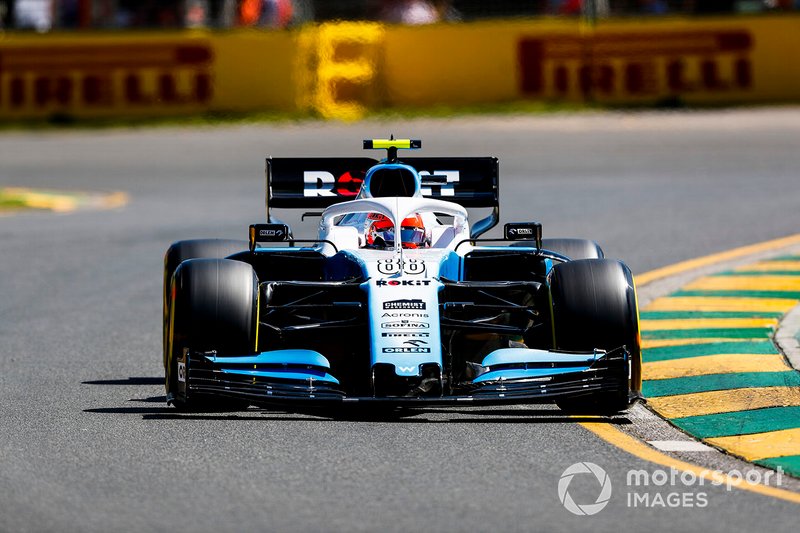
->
0;195;30;210
642;328;773;340
755;455;800;478
673;290;800;299
640;311;784;320
765;255;800;262
642;371;800;397
672;406;800;439
642;341;778;363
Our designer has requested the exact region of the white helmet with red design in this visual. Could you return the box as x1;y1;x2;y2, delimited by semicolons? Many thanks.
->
367;213;429;249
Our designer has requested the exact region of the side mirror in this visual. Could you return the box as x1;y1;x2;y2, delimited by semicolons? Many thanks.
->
249;223;289;251
504;222;542;249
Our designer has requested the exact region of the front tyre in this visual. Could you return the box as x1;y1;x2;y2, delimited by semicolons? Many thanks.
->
165;258;258;410
163;239;247;370
549;259;641;414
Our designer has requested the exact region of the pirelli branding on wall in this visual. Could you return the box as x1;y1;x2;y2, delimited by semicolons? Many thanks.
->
517;30;753;100
0;42;214;115
1;16;797;119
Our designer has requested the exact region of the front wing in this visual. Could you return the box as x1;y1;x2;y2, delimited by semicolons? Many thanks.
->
172;347;630;407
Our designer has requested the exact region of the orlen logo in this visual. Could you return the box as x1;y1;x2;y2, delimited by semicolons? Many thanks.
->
259;228;284;238
303;170;364;197
382;347;431;354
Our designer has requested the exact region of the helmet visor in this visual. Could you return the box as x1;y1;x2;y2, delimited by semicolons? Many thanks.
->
400;227;426;245
374;227;426;248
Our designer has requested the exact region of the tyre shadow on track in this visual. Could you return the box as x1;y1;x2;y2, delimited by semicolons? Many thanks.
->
83;377;163;385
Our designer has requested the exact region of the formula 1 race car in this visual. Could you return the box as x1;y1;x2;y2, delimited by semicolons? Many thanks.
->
163;139;642;414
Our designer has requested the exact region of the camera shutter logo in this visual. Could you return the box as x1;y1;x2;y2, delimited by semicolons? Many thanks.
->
558;462;612;516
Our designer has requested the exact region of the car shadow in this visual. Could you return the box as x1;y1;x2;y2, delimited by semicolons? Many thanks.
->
129;396;168;403
82;376;632;424
83;403;630;425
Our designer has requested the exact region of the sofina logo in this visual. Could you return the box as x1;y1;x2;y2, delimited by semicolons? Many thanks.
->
558;462;612;516
381;320;429;329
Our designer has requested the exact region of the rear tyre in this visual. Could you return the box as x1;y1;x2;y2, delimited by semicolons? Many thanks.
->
544;238;604;260
511;238;603;260
165;258;258;410
163;239;247;369
549;259;640;414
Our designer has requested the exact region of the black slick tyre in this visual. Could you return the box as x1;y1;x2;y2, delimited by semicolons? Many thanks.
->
549;258;641;414
510;238;603;260
540;238;604;260
162;239;247;369
165;258;258;410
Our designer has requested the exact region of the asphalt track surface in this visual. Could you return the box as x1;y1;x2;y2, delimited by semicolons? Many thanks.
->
1;108;800;532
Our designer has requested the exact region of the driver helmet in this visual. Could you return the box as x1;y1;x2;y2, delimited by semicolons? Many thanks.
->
367;213;429;249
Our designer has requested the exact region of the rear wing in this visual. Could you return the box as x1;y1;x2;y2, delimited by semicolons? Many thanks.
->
266;157;499;237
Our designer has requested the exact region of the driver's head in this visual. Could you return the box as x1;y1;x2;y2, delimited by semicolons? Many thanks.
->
367;213;429;249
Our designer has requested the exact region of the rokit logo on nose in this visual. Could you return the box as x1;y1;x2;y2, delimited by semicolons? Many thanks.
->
376;279;431;287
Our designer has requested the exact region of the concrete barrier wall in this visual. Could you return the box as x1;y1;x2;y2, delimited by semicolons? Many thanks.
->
1;15;798;120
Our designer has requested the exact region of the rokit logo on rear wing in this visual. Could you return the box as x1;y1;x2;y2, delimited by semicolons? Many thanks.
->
304;170;460;197
303;170;365;197
268;157;498;211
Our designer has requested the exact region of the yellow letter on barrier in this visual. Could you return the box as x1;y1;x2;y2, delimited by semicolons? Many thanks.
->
313;22;384;121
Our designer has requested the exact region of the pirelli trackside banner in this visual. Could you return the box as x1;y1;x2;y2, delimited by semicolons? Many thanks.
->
382;15;800;106
0;31;296;119
1;15;799;119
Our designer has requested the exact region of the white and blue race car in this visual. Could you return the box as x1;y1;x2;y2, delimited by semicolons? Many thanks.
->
163;139;641;413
